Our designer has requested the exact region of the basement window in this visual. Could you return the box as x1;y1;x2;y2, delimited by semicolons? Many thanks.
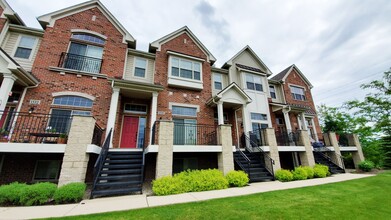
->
33;160;61;181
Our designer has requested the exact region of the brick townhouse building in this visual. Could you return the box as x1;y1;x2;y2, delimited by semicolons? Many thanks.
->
0;0;364;197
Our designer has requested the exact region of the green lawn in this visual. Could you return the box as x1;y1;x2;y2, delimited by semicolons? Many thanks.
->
50;172;391;220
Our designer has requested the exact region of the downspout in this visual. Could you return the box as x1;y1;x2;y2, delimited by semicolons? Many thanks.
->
8;84;39;142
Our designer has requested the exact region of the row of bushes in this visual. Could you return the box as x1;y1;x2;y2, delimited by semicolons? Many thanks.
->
358;160;375;172
275;164;330;182
0;182;86;206
152;169;249;196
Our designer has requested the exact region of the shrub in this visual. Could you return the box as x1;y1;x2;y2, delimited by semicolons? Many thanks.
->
0;182;28;206
313;164;329;178
54;182;86;204
152;169;229;196
292;167;308;180
358;160;375;172
275;169;293;182
152;176;186;196
302;166;314;179
225;170;249;187
19;182;57;206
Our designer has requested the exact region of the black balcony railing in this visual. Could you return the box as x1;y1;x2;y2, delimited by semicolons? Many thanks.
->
173;123;217;145
275;131;299;146
58;52;103;73
248;129;267;146
91;123;105;146
0;111;72;143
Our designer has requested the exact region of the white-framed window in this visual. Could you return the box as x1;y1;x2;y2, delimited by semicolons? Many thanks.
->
124;104;147;114
33;160;61;181
53;96;93;108
269;85;276;99
290;85;306;101
276;118;284;125
246;73;263;92
213;73;222;90
251;113;267;121
134;58;147;78
14;35;36;59
172;106;197;117
170;57;202;81
64;33;105;73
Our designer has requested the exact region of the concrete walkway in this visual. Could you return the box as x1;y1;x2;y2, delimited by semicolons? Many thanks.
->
0;173;374;219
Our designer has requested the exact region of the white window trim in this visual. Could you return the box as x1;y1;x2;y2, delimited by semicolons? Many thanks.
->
124;103;148;114
32;160;61;181
169;102;200;117
71;29;108;40
168;56;203;83
289;84;306;101
12;34;38;61
244;72;264;93
288;83;307;91
52;91;96;101
133;57;148;78
269;85;277;99
51;96;94;108
213;73;223;90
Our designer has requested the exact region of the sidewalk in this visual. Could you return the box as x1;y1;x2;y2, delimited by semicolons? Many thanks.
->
0;173;374;219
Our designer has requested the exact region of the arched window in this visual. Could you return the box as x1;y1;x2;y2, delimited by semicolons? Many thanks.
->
53;96;93;108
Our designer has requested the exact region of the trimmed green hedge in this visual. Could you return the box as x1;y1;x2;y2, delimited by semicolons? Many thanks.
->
314;164;330;178
53;182;86;204
0;182;87;206
358;160;375;172
275;169;294;182
276;165;329;182
292;167;308;180
153;169;229;196
225;170;249;187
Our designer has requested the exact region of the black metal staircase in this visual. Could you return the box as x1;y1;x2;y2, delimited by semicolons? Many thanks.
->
233;131;274;182
91;130;144;198
313;147;345;174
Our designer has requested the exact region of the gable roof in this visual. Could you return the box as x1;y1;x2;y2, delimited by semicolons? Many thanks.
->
37;0;136;48
149;26;216;64
0;0;25;25
207;82;252;106
222;45;273;76
271;64;313;88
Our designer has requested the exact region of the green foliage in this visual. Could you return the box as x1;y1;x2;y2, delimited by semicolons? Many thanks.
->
358;160;375;172
313;164;330;178
382;135;391;168
53;183;86;204
19;182;57;206
152;169;229;196
275;169;293;182
302;166;314;179
292;167;308;180
225;170;249;187
0;182;28;206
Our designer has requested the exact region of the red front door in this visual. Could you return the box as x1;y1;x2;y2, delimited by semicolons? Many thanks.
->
120;116;139;148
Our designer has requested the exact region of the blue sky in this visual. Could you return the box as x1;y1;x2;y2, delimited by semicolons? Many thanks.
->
9;0;391;107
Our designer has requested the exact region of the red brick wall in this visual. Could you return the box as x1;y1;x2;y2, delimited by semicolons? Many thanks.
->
0;6;7;33
154;33;214;125
21;7;128;129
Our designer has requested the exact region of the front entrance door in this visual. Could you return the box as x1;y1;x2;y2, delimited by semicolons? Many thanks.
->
120;116;139;148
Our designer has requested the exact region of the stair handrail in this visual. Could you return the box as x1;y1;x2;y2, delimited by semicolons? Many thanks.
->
313;146;345;171
243;132;275;178
234;147;251;178
91;128;112;198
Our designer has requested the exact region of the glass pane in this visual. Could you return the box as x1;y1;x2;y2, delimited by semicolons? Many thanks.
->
171;58;179;67
247;82;255;90
137;117;146;148
53;96;93;108
184;119;196;145
135;58;147;68
193;63;201;71
214;82;222;90
72;34;105;45
68;43;87;55
246;74;253;83
86;45;103;58
135;67;146;77
214;73;222;82
172;67;179;76
194;71;200;80
180;69;192;79
255;83;263;91
173;119;185;145
49;109;72;133
172;106;197;116
254;75;262;84
19;36;36;48
34;161;60;180
180;60;192;70
14;48;31;59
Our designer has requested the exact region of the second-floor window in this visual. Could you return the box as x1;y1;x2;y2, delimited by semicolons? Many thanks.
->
290;86;306;101
64;33;105;73
134;58;147;78
14;36;36;59
170;57;201;81
246;73;263;92
172;106;197;117
213;73;222;90
269;86;276;99
251;113;267;121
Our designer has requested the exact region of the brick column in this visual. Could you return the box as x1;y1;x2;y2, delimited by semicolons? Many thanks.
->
347;134;365;169
58;116;95;186
264;128;281;174
298;130;315;167
155;120;174;178
328;132;343;167
217;124;234;175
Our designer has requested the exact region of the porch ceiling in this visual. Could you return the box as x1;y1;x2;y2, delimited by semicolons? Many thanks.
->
111;78;164;98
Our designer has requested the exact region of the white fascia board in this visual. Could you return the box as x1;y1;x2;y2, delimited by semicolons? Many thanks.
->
173;145;222;152
278;146;306;152
0;143;65;153
339;146;358;152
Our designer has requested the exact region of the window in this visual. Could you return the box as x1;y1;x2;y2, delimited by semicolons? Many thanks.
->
213;73;222;90
137;117;146;148
252;123;268;131
53;96;93;108
14;36;36;59
290;86;306;101
269;86;276;99
251;113;267;121
134;58;147;78
246;73;263;91
173;158;198;174
276;118;284;125
33;160;61;181
64;34;105;73
173;118;197;145
170;57;201;81
0;155;4;175
172;106;197;117
124;104;147;114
